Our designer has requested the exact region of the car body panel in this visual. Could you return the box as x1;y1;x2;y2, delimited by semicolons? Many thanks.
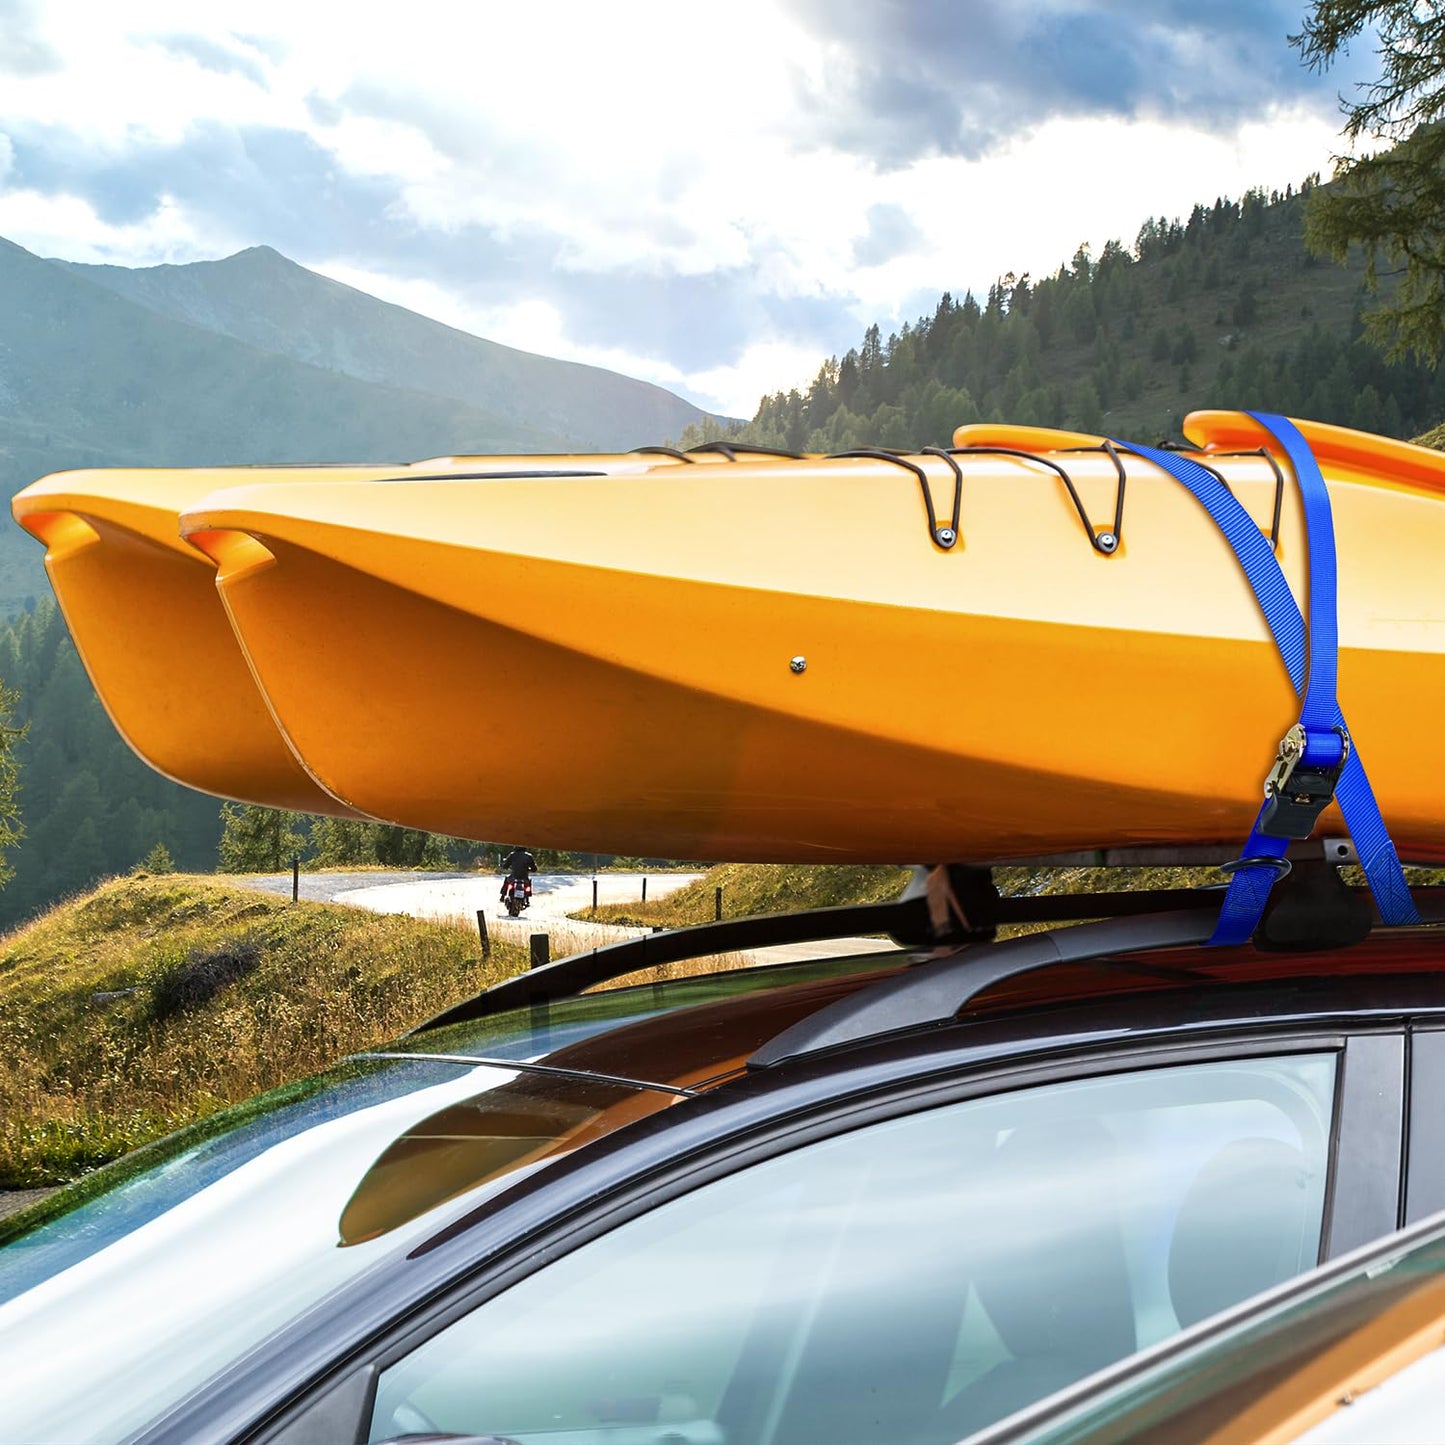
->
156;1020;1401;1441
8;935;1445;1442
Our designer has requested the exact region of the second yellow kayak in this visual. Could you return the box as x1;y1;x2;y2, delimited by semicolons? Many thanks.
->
165;413;1445;862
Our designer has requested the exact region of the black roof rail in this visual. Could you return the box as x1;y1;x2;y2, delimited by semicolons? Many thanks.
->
411;871;1228;1035
410;898;936;1033
749;882;1445;1069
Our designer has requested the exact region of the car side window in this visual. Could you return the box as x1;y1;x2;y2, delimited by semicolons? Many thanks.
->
368;1053;1335;1445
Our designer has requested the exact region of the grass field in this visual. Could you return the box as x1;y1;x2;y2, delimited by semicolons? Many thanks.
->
579;862;913;928
0;872;523;1186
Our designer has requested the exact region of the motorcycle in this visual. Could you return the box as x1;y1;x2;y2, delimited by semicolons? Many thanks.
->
502;874;533;918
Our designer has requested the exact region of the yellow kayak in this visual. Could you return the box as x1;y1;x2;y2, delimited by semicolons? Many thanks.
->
11;449;738;815
139;411;1445;863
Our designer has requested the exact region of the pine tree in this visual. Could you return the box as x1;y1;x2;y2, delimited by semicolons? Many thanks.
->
139;841;175;873
1294;2;1445;360
0;683;23;889
218;804;307;873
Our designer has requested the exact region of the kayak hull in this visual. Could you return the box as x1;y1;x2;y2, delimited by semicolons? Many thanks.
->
176;418;1445;861
19;414;1445;864
196;553;1309;859
11;453;701;817
13;470;371;816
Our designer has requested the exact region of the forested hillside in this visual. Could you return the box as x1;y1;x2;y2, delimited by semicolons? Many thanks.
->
729;184;1445;453
0;599;221;925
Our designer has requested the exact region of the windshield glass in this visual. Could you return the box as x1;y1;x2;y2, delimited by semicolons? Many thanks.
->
401;948;908;1080
0;1057;665;1444
0;951;893;1441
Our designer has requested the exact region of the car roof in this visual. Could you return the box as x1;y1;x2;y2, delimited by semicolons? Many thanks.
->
414;856;1445;1072
14;875;1440;1445
367;893;1445;1093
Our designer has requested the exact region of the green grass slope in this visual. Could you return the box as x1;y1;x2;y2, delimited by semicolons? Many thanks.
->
582;862;912;928
0;872;525;1185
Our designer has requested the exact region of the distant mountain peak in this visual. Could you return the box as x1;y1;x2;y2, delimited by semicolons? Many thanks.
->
223;244;293;266
59;242;720;447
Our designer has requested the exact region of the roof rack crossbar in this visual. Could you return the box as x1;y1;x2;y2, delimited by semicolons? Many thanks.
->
749;887;1445;1068
748;910;1219;1068
411;882;1236;1035
996;838;1361;868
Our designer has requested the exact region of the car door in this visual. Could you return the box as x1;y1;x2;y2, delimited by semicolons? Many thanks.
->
223;1026;1401;1445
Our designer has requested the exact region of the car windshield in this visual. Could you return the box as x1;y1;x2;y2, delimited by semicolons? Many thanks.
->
0;951;899;1442
0;1058;666;1443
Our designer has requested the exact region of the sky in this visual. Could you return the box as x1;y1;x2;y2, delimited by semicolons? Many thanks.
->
0;0;1376;418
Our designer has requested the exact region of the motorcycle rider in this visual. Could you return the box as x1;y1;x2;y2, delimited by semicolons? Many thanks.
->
500;845;537;903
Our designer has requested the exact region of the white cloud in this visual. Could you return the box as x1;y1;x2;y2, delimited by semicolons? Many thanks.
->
0;2;1355;414
685;338;837;418
0;188;216;264
813;103;1343;318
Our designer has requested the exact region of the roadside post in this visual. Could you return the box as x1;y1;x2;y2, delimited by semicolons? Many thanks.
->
476;909;491;961
530;934;550;970
642;876;648;903
715;886;723;921
291;856;299;903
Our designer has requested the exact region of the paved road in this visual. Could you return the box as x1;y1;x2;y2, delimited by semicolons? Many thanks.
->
219;868;474;904
225;870;697;939
333;871;698;923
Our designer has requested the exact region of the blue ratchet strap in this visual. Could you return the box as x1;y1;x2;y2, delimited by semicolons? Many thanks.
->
1114;413;1418;944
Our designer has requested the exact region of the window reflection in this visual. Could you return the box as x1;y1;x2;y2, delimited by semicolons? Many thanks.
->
341;1072;676;1243
371;1054;1335;1445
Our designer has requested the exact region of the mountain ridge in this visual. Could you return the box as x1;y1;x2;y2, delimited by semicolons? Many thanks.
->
63;244;718;450
0;234;614;613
